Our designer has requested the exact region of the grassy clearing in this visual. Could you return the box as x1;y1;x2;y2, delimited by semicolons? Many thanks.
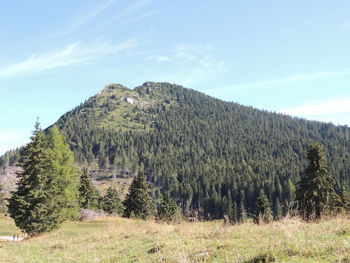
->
1;215;350;262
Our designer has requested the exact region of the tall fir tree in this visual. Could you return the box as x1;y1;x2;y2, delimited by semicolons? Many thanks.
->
8;123;78;236
123;173;154;219
47;126;79;219
255;190;273;224
78;168;99;210
295;143;339;221
99;187;123;215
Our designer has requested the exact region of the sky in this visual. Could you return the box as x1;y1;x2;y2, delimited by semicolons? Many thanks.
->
1;0;350;155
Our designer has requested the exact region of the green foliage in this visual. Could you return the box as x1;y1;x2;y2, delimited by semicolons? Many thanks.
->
7;124;79;236
78;168;99;209
0;183;6;213
99;187;123;215
123;173;154;220
3;82;350;221
273;198;283;220
156;192;181;223
255;190;273;224
296;143;340;221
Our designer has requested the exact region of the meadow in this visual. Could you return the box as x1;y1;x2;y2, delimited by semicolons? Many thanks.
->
1;214;350;262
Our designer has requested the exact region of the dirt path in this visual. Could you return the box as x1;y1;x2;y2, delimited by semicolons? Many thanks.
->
0;236;23;242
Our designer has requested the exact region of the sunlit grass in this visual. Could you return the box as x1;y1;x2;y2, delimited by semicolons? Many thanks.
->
1;214;350;262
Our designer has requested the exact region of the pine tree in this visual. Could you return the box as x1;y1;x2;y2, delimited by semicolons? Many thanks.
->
123;173;154;219
78;168;98;209
156;192;181;223
238;200;247;223
0;183;6;213
224;192;237;224
295;143;339;221
255;190;273;224
273;198;283;220
8;124;79;236
99;187;123;215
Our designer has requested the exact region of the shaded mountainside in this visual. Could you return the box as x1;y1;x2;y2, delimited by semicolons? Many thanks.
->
2;82;350;218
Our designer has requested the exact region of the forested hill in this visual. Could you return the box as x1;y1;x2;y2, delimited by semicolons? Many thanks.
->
2;82;350;218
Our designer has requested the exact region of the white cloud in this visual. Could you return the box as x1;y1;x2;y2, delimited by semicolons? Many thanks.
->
206;68;350;93
147;43;228;86
281;98;350;117
96;0;155;30
0;39;138;79
50;0;118;39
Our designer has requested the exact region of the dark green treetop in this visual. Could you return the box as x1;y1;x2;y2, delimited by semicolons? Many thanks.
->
78;168;99;210
8;124;78;236
156;192;181;223
255;189;273;224
123;173;154;220
296;143;340;221
99;186;123;215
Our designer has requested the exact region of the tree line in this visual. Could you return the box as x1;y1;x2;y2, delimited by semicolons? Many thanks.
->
0;121;348;236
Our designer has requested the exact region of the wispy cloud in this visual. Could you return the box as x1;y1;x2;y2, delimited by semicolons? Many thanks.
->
281;98;350;117
341;22;350;29
205;68;350;93
95;0;155;30
50;0;118;39
115;10;156;28
147;43;229;86
0;39;138;79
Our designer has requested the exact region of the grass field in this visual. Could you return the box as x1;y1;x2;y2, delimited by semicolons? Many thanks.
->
1;214;350;262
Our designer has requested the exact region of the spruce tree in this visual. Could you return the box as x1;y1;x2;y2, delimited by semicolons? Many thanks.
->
8;124;78;236
99;187;123;215
238;200;247;223
78;168;98;209
273;198;283;220
255;190;273;224
156;192;180;223
123;173;154;219
295;143;339;221
224;192;237;224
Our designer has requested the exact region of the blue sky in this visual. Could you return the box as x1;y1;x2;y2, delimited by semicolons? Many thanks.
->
1;0;350;154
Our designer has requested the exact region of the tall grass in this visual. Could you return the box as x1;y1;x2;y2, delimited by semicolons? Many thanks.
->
1;214;350;262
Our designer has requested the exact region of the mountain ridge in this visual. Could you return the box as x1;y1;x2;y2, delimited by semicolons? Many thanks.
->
1;82;350;219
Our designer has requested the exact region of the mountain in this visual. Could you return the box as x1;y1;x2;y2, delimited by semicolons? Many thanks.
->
1;82;350;218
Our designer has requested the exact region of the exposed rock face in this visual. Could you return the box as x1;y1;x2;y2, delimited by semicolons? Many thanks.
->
125;97;135;104
0;166;20;194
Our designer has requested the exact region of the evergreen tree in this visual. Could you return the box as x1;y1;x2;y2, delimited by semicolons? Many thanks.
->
255;190;273;224
123;173;154;219
224;192;237;224
78;168;98;209
339;188;350;212
0;183;6;213
99;187;123;215
273;198;283;220
295;143;339;221
156;192;181;223
238;200;247;223
8;123;78;236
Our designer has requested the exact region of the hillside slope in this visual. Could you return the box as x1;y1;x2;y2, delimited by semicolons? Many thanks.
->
1;214;350;262
2;82;350;218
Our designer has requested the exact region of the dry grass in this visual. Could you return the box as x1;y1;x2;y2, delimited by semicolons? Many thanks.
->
1;214;350;262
